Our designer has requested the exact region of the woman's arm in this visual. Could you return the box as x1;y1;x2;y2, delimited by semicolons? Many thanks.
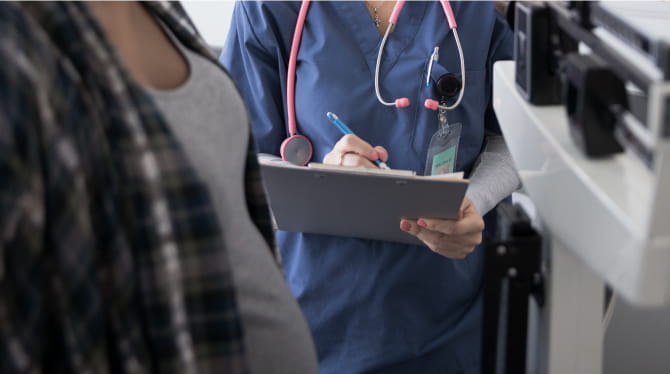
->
466;134;521;215
0;29;47;372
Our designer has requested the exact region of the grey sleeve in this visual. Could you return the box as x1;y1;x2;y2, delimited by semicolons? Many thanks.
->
465;134;522;215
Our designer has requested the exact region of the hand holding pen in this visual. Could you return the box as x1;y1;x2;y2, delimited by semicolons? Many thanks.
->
323;112;391;169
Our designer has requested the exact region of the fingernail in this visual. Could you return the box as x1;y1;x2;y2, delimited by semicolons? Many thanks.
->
400;221;411;231
370;150;379;160
417;219;427;228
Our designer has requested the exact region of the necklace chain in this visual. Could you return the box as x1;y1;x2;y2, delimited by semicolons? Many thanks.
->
368;1;386;30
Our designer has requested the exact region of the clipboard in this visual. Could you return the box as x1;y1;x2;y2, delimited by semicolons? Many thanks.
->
258;159;469;245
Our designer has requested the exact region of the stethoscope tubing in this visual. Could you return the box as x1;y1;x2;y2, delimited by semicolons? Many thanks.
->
375;0;465;111
287;0;311;136
283;0;465;163
374;22;408;107
436;28;465;111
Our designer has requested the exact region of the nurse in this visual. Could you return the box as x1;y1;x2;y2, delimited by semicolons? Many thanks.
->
221;1;520;373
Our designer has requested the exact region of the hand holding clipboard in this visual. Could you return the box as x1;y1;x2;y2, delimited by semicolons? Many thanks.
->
314;112;483;255
259;152;469;247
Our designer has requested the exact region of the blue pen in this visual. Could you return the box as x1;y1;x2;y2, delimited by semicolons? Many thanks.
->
326;112;390;170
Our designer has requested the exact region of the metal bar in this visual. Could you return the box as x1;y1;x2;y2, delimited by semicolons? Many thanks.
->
546;2;655;92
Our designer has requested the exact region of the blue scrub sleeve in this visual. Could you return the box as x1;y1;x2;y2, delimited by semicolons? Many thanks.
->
220;2;293;156
483;13;514;136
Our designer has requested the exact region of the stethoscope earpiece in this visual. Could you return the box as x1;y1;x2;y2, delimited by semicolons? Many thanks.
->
395;98;410;108
281;134;313;166
424;99;439;110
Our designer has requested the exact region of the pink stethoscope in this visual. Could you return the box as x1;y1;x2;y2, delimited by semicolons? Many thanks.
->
281;0;466;165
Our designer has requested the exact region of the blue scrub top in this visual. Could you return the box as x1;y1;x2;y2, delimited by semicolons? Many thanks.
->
222;2;512;373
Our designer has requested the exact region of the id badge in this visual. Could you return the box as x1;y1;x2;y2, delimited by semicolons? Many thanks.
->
424;109;462;176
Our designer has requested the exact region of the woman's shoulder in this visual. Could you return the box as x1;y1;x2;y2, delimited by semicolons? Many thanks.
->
0;3;67;79
0;3;47;52
0;2;32;27
0;3;92;161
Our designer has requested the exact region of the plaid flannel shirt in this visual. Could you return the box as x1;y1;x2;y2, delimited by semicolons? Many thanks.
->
0;2;276;373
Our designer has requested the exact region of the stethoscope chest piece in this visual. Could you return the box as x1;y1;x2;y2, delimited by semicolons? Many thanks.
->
281;134;313;166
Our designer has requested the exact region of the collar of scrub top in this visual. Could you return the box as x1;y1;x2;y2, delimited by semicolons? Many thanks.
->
281;0;466;165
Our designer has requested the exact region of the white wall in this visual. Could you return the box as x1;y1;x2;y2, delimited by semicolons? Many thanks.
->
182;1;236;48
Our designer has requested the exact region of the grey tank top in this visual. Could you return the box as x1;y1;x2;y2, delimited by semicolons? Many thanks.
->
146;28;318;374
